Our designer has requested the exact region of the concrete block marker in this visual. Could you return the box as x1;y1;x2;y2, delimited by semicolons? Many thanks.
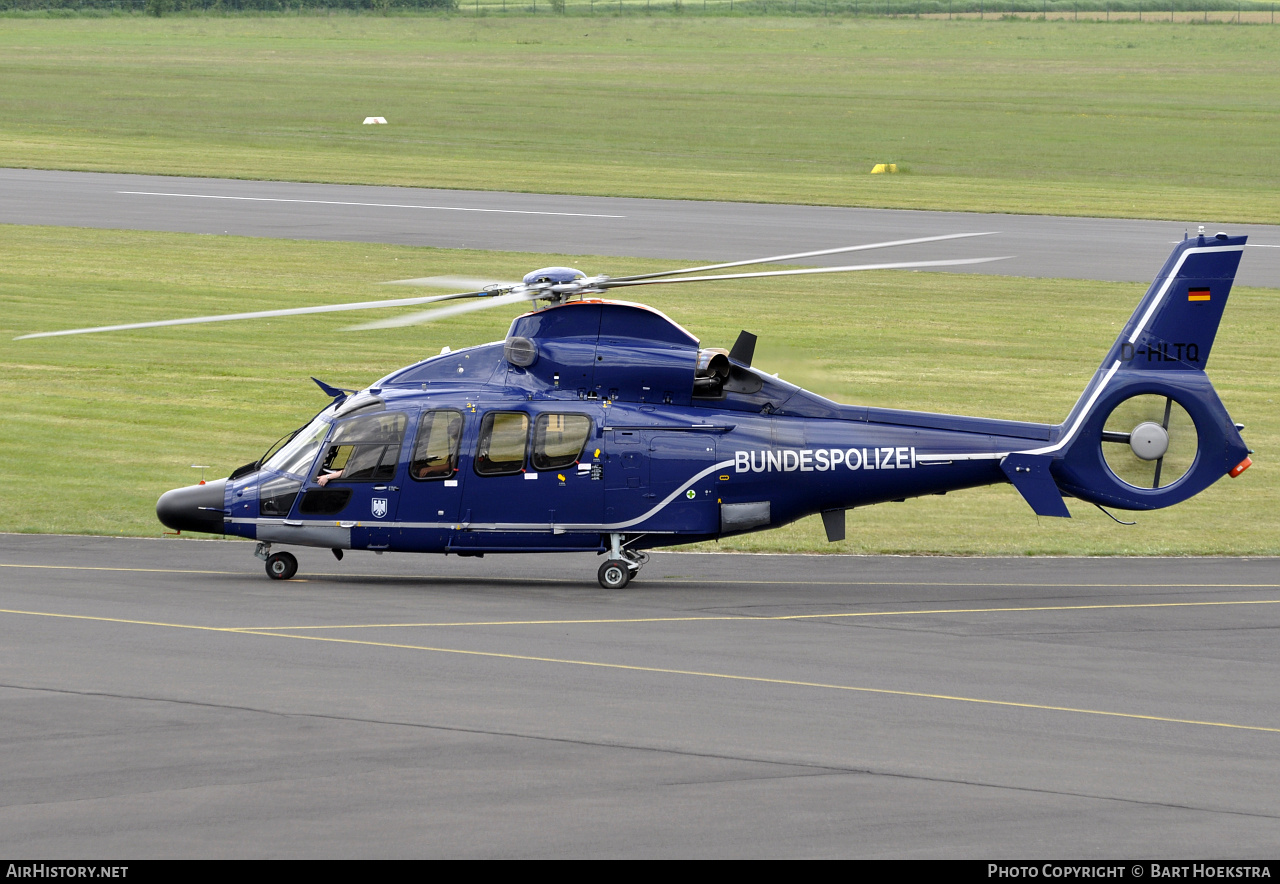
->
870;163;898;174
363;117;388;125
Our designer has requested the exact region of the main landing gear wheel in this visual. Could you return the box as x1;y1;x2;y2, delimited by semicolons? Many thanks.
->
265;551;298;581
598;559;631;590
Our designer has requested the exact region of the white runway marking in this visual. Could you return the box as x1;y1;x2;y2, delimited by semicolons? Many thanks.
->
117;191;625;219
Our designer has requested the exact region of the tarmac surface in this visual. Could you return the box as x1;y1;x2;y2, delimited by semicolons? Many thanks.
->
3;168;1280;288
3;534;1279;858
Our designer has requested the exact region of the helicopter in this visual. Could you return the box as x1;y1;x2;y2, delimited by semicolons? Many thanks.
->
18;231;1253;588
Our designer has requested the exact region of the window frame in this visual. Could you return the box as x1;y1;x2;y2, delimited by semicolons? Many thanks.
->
410;409;465;483
314;411;408;485
473;411;530;477
262;417;332;479
531;413;593;472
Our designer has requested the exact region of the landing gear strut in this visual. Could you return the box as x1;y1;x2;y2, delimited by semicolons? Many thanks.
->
598;534;648;589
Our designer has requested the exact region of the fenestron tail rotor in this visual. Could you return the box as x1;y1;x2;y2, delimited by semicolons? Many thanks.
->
14;232;1007;339
1100;394;1198;489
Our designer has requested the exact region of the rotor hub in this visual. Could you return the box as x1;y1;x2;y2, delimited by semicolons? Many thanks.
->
1129;421;1170;461
523;266;586;286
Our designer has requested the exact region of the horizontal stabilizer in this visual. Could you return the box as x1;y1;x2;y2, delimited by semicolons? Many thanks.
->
1002;454;1071;518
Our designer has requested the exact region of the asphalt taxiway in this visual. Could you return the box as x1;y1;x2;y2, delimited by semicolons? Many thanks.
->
3;534;1278;858
3;168;1279;287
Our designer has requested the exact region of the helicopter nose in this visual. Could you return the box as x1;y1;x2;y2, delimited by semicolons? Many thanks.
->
156;479;228;534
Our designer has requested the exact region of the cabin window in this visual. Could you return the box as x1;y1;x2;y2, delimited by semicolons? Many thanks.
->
475;412;529;476
411;410;464;481
532;413;592;471
316;412;407;484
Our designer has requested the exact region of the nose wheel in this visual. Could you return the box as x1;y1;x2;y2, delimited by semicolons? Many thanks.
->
256;541;299;580
265;551;298;580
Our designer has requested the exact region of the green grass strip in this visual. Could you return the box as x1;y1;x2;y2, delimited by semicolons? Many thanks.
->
0;17;1277;221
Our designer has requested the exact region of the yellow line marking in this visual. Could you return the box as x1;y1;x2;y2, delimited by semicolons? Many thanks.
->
0;608;248;632
220;628;1280;736
8;595;1280;632
243;598;1280;631
2;605;1277;734
4;561;1279;590
0;563;240;575
0;562;570;583
2;597;1264;635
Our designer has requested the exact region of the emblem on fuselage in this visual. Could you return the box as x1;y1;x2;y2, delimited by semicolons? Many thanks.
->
371;498;389;519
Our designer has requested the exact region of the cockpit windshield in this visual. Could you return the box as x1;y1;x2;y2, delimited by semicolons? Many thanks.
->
261;415;332;478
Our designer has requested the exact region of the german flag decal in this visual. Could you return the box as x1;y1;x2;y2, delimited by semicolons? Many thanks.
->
1188;287;1211;302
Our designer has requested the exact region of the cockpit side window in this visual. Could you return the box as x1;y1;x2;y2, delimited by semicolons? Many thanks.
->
475;412;528;476
262;418;332;478
316;412;407;484
532;413;592;471
411;410;464;481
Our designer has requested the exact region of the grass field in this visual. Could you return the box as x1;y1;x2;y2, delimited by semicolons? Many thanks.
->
0;17;1278;221
2;224;1275;554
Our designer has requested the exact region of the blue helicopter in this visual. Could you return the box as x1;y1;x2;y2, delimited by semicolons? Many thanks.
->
19;232;1253;588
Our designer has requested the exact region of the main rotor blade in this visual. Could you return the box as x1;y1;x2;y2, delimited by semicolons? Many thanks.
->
384;276;520;290
600;256;1010;288
13;291;489;340
606;232;999;284
347;289;542;330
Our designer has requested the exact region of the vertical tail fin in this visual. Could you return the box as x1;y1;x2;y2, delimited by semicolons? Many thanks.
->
1059;232;1245;445
1101;231;1244;374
